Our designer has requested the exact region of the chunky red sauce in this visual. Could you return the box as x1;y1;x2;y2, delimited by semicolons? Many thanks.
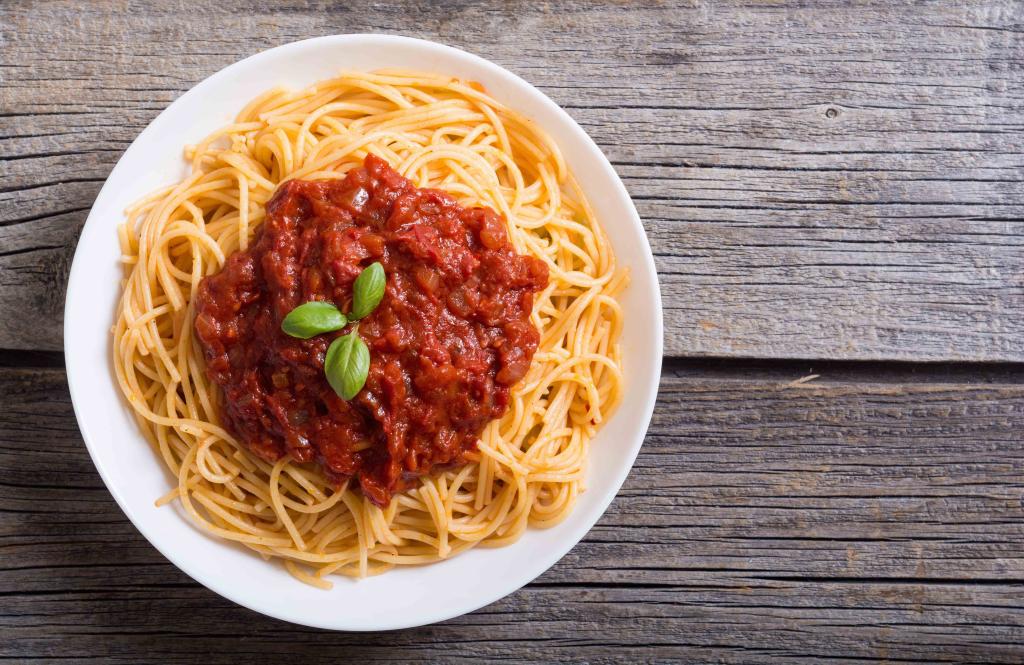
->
194;155;548;506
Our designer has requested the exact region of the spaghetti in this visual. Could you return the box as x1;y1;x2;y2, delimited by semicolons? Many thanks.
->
114;70;625;585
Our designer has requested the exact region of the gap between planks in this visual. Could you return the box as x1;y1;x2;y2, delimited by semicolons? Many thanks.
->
4;349;1023;383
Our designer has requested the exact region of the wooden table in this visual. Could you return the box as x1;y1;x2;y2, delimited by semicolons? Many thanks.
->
2;1;1022;661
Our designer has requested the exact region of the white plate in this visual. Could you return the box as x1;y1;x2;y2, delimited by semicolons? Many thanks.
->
64;34;663;631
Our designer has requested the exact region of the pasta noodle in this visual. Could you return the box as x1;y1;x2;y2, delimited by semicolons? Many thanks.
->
113;70;625;586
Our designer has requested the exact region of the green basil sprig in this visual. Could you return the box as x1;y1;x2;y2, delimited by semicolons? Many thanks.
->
324;332;371;400
350;262;385;320
281;301;347;339
279;262;387;400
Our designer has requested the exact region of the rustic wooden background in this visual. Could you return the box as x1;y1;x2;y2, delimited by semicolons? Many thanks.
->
2;1;1022;662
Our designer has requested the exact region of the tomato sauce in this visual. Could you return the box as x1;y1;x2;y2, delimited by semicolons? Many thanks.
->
194;155;549;506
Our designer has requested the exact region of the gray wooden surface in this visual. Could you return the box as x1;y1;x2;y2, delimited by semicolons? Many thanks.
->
1;0;1022;662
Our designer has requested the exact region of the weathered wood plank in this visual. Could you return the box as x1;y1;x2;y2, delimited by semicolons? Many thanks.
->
2;0;1023;359
2;364;1022;662
1;584;1022;664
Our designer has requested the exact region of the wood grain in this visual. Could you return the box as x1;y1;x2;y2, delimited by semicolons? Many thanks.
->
1;0;1023;359
2;363;1023;662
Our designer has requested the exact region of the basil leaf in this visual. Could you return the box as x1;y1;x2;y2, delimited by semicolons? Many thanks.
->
324;332;370;400
350;262;386;320
281;301;347;339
